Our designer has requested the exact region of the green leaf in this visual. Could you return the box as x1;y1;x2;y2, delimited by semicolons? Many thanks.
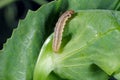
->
34;10;120;80
0;10;43;79
0;0;63;79
0;0;16;8
33;0;48;5
0;0;120;80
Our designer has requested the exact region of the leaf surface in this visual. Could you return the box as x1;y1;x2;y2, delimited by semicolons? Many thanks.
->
34;10;120;80
0;0;120;80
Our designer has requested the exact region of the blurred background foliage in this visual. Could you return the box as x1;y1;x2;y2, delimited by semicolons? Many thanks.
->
0;0;53;50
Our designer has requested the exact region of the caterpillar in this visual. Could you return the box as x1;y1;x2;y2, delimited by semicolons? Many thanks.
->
52;10;74;53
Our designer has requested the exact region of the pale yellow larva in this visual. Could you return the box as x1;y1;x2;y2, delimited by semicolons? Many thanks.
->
52;10;74;53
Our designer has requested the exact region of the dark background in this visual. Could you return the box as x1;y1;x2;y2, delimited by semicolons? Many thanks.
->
0;0;117;80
